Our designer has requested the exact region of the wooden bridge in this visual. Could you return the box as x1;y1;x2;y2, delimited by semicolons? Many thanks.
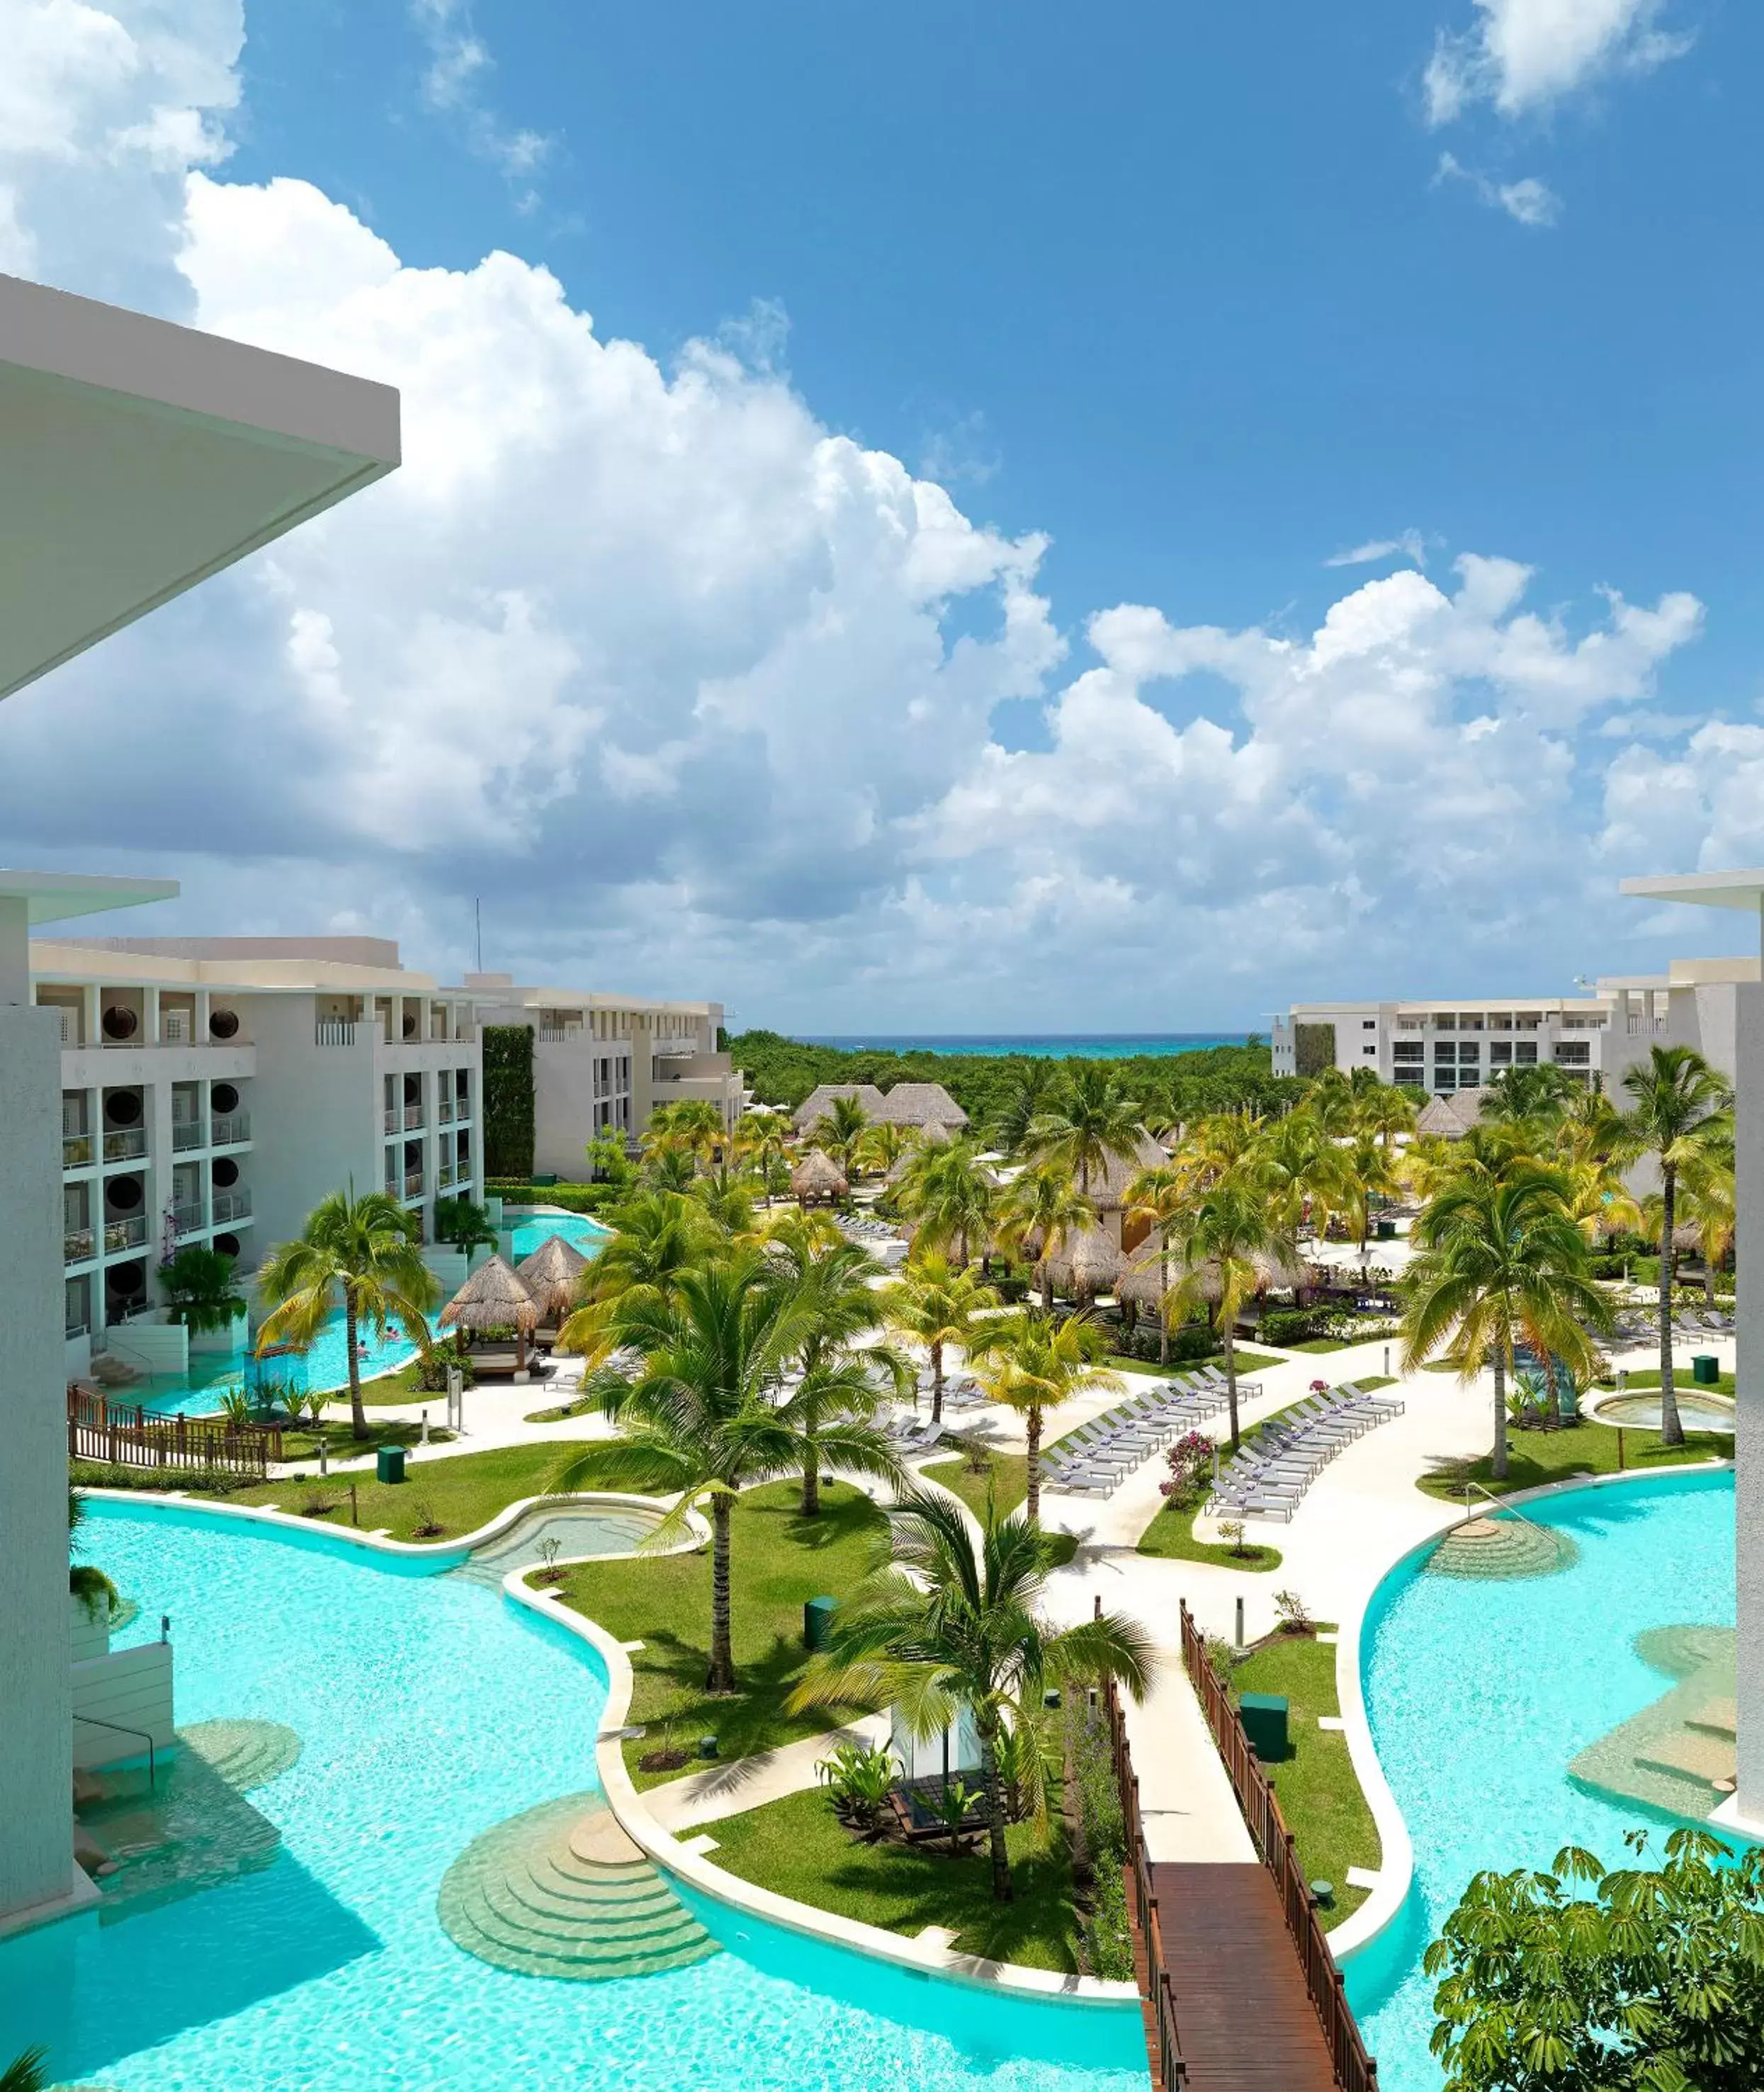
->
1106;1602;1378;2090
68;1384;282;1478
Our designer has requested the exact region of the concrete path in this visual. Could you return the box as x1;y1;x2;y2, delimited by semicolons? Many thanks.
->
1124;1665;1256;1865
644;1713;891;1831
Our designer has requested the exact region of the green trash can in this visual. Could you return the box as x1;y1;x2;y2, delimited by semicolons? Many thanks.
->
1375;1219;1396;1241
1239;1692;1289;1760
376;1444;407;1485
1692;1355;1720;1386
803;1595;837;1651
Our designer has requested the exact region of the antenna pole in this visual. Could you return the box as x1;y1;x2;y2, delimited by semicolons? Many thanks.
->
475;898;482;974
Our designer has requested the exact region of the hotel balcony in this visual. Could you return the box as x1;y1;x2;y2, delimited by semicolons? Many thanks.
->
316;1019;358;1047
402;1170;424;1199
212;1188;252;1225
437;1097;455;1124
104;1215;147;1253
64;1228;95;1265
212;1110;250;1146
63;1133;94;1170
172;1201;206;1238
102;1129;147;1165
404;1105;425;1131
171;1120;205;1152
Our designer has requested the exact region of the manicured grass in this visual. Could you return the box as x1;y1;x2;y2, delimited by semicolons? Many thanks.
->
525;1391;596;1423
558;1478;891;1788
1136;1499;1282;1571
183;1440;623;1542
1418;1419;1730;1504
278;1417;453;1459
1231;1627;1377;1933
1600;1366;1736;1398
923;1444;1030;1521
708;1785;1082;1973
1289;1333;1395;1355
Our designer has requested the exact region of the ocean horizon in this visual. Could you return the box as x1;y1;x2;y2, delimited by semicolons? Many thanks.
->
797;1032;1255;1059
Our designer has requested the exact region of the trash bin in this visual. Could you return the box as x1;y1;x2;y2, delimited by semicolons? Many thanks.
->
376;1444;407;1485
803;1595;837;1651
1376;1219;1396;1241
1692;1355;1720;1386
1239;1693;1289;1760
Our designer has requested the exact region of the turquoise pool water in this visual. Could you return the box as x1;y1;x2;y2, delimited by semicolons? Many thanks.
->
1;1502;1143;2091
1349;1469;1737;2089
137;1213;607;1415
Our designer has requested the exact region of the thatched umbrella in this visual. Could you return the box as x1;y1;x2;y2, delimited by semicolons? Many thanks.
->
1036;1223;1122;1304
516;1233;589;1326
791;1148;849;1206
439;1254;540;1370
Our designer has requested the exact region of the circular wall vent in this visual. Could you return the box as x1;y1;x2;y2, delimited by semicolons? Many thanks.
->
215;1233;241;1258
103;1091;142;1128
106;1177;143;1214
213;1157;239;1189
211;1082;240;1114
101;1006;138;1041
209;1008;240;1041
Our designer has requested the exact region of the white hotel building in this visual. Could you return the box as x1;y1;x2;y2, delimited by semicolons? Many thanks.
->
1271;956;1757;1099
33;937;484;1379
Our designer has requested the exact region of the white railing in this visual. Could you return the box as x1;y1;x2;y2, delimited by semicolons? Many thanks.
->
383;1108;399;1134
211;1112;250;1146
64;1228;95;1265
102;1129;147;1163
437;1097;454;1124
404;1106;425;1131
63;1134;94;1169
171;1121;204;1152
403;1170;424;1198
315;1020;357;1046
172;1202;205;1236
105;1215;147;1253
1627;1016;1667;1035
212;1189;251;1223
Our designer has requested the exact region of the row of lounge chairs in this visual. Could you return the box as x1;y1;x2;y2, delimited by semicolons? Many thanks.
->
1208;1382;1403;1523
1041;1372;1249;1499
842;1215;900;1243
1601;1305;1734;1347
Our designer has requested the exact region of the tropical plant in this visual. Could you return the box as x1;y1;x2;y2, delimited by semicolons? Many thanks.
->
256;1187;439;1440
998;1162;1095;1313
878;1252;1000;1425
1024;1064;1143;1197
788;1486;1155;1901
1162;1174;1296;1450
555;1189;722;1362
432;1195;497;1253
1620;1044;1733;1447
643;1143;699;1194
1341;1131;1401;1257
1479;1061;1581;1127
969;1311;1121;1527
856;1119;915;1180
217;1387;256;1430
1159;1429;1214;1503
812;1092;871;1177
688;1158;757;1238
67;1487;119;1623
156;1244;244;1334
585;1129;638;1186
1425;1828;1764;2092
893;1135;997;1267
0;2049;47;2092
993;1060;1058;1155
815;1738;898;1831
936;1776;980;1857
1674;1135;1736;1306
644;1097;726;1170
550;1247;903;1692
1401;1163;1607;1481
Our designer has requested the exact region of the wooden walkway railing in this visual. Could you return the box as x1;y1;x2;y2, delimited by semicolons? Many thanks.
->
1102;1674;1187;2088
1177;1601;1379;2092
68;1384;282;1478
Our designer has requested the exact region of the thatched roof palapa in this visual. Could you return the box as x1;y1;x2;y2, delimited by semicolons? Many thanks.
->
515;1233;589;1323
791;1149;850;1204
1036;1223;1123;1301
440;1254;540;1335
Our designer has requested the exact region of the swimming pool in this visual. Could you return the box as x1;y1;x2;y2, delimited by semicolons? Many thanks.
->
0;1501;1143;2091
1590;1391;1735;1433
135;1213;608;1415
1348;1469;1737;2089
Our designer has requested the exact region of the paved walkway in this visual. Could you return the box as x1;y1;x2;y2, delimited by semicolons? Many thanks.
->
644;1714;891;1832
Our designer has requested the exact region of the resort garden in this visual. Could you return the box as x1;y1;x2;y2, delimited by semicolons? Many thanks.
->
40;1041;1758;2092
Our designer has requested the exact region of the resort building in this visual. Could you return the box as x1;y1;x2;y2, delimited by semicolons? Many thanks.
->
0;271;399;1930
791;1082;968;1136
1272;957;1755;1098
466;977;744;1173
31;936;482;1379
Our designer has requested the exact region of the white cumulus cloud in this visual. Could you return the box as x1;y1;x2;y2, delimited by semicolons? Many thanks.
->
1425;0;1694;124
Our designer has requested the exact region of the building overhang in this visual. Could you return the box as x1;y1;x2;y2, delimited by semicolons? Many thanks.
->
0;871;179;925
1622;870;1764;913
0;271;399;701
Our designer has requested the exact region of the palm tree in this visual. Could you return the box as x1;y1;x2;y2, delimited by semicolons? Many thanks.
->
813;1093;871;1177
733;1114;788;1204
551;1248;903;1692
257;1187;439;1440
1024;1064;1143;1196
644;1098;725;1169
1355;1080;1418;1150
1402;1164;1608;1481
67;1487;119;1622
157;1243;244;1334
1342;1131;1401;1259
689;1158;757;1238
1163;1175;1295;1451
998;1161;1093;1313
555;1189;721;1362
432;1194;498;1255
789;1487;1154;1901
879;1252;1000;1423
766;1215;908;1514
1247;1111;1342;1243
1481;1063;1580;1129
857;1119;915;1180
993;1060;1057;1155
1620;1045;1733;1448
643;1143;700;1194
1670;1136;1736;1309
1;2049;46;2092
1123;1160;1185;1362
893;1136;996;1267
970;1311;1120;1527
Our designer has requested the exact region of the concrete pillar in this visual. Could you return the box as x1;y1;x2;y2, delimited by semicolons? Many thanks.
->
1738;967;1764;1821
0;896;27;1005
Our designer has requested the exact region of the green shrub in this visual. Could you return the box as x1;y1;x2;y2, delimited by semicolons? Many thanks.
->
482;1027;535;1177
485;1179;621;1219
1257;1308;1318;1347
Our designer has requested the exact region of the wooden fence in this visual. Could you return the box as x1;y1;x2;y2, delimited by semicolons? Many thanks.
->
68;1384;281;1478
1102;1673;1187;2088
1177;1601;1379;2091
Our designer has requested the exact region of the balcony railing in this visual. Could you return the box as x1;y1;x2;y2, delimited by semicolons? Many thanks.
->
315;1020;357;1046
436;1097;455;1124
536;1026;581;1044
212;1189;252;1224
172;1202;206;1237
64;1228;95;1265
436;1161;457;1189
102;1129;147;1164
105;1215;147;1253
404;1106;425;1131
1627;1015;1667;1035
383;1108;399;1134
402;1170;424;1198
62;1134;94;1169
171;1121;205;1152
65;1317;90;1340
211;1112;250;1146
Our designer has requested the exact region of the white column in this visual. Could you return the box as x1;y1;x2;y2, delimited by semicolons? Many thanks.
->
1738;937;1764;1821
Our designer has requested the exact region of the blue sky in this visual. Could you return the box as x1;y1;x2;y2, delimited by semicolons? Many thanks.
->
3;0;1760;1027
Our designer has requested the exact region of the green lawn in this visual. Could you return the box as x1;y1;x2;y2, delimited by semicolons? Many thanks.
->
1289;1333;1395;1355
1599;1366;1736;1398
525;1391;596;1423
1135;1499;1282;1571
177;1440;622;1542
1418;1419;1730;1504
277;1416;453;1459
708;1785;1082;1973
1232;1627;1378;1933
558;1478;891;1787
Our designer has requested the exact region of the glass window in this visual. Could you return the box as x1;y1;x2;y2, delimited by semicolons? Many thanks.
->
1458;1043;1481;1063
1490;1042;1513;1065
1515;1043;1539;1063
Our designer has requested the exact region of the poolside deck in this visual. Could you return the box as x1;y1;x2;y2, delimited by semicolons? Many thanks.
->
1148;1862;1340;2091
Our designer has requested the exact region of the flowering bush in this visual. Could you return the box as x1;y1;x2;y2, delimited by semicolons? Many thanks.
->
1158;1430;1215;1503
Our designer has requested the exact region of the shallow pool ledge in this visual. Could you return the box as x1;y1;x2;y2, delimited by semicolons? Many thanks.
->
507;1572;1140;2010
1328;1458;1736;1974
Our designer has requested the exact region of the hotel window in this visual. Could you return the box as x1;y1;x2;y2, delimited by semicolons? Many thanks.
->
1515;1042;1539;1064
1554;1041;1591;1066
1490;1041;1513;1065
1457;1042;1481;1065
1362;1019;1376;1029
1433;1014;1457;1030
66;1274;91;1339
1434;1043;1456;1064
1457;1013;1484;1031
